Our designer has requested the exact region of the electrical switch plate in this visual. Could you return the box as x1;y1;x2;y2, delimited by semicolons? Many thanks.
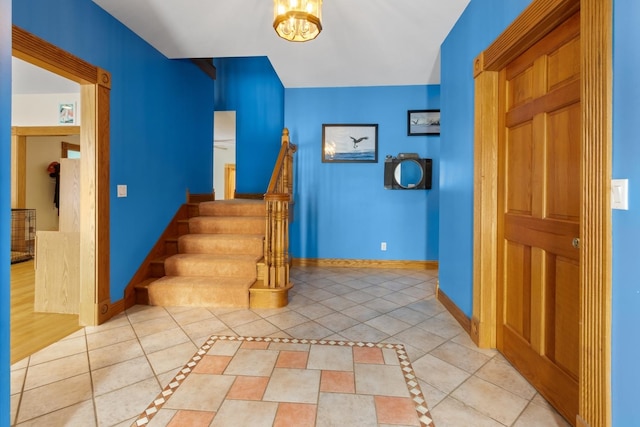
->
117;184;127;198
381;242;387;251
611;179;628;210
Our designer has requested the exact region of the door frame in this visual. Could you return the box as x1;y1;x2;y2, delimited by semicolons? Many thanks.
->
12;26;113;326
471;0;611;426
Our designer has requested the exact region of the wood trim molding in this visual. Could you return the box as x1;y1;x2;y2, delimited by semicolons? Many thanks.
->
580;0;612;425
471;0;611;425
234;192;264;200
292;258;438;270
436;282;472;335
481;0;580;72
13;25;111;326
61;142;80;158
12;126;80;136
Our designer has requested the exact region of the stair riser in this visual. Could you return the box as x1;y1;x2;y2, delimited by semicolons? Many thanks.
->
149;262;165;277
165;258;256;278
189;218;265;235
148;282;250;308
178;239;263;256
199;203;266;217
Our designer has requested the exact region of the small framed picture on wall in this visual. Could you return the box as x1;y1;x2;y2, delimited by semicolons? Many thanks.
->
59;103;75;124
408;110;440;136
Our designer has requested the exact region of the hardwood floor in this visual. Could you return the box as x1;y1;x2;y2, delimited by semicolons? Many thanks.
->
10;260;80;364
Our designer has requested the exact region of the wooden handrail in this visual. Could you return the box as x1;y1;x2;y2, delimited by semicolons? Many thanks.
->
263;129;297;289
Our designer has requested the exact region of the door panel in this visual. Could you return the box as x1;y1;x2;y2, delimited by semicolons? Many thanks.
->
497;11;580;424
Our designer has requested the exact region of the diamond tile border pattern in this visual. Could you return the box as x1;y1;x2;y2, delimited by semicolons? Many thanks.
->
132;335;434;427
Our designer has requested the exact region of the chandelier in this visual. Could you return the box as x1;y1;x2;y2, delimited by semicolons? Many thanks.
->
273;0;323;42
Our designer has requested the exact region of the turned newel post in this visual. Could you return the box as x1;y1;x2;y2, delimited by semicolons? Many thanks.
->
264;193;290;289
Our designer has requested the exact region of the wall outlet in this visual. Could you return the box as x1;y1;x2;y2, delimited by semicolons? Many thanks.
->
117;184;127;198
381;242;387;251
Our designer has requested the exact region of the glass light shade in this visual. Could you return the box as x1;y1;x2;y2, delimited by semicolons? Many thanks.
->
273;0;322;42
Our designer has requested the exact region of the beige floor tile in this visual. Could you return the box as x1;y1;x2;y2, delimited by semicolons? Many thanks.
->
290;303;335;320
268;342;310;352
411;354;470;394
168;306;216;326
340;304;382;322
24;352;89;390
298;288;335;302
418;379;448;408
321;295;360;311
28;335;87;366
88;338;145;371
430;341;492;373
164;373;235;411
224;349;279;376
138;327;191;354
324;283;357;295
146;341;198;376
363;298;401;314
211;400;278;427
452;376;528;425
365;314;411;336
430;396;504;427
233;318;281;337
11;367;26;395
10;393;19;425
263;367;320;403
415;316;464;339
84;313;129;334
363;285;395;298
218;310;262;327
180;317;233;339
86;325;137;351
91;356;155;396
450;331;498;357
265;311;310;330
382;348;400;365
17;373;93;423
513;400;572;427
383;291;421;306
342;290;378;304
314;312;360;332
387;307;431;325
343;279;375;290
339;323;390;343
475;356;537;400
405;299;445;317
355;363;410;397
316;392;378;427
392;326;447;354
285;321;334;340
126;305;172;324
399;286;434;300
15;399;96;427
94;377;160;427
307;344;353;371
207;339;242;356
131;315;179;338
11;357;29;371
146;408;177;427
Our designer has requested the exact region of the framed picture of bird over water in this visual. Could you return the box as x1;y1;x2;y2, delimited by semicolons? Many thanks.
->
407;110;440;136
322;124;378;163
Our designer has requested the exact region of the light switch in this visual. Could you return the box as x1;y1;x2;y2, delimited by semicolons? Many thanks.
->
117;184;127;198
611;179;628;210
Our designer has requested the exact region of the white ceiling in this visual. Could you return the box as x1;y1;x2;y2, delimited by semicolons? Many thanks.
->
90;0;470;88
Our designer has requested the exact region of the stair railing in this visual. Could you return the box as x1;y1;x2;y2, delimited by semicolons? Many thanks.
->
263;128;297;289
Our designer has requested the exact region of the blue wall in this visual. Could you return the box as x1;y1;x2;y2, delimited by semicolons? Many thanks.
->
1;0;12;423
285;85;440;261
612;1;640;424
439;0;532;316
12;0;215;302
214;57;284;195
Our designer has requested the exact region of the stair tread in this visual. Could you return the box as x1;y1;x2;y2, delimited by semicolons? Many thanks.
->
167;253;261;262
179;233;264;240
151;275;255;286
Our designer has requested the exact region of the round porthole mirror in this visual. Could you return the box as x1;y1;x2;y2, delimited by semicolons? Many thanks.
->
394;159;423;188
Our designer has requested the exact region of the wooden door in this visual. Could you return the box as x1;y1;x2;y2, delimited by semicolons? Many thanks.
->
496;12;580;423
224;163;236;199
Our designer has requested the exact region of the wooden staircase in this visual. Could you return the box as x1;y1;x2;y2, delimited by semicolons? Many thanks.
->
127;129;296;310
133;199;267;308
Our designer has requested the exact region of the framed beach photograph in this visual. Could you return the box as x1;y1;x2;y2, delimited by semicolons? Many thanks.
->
322;124;378;163
408;110;440;136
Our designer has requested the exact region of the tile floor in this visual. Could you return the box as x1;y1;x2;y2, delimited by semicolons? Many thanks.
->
10;267;571;426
